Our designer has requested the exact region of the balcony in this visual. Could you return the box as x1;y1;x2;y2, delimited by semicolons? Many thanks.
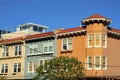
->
27;52;54;57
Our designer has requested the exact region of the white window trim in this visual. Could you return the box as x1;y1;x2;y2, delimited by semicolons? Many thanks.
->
43;41;53;53
94;33;101;48
94;56;101;70
28;62;36;73
2;46;9;57
13;63;21;73
62;38;72;51
87;56;92;70
14;45;22;56
102;56;107;70
102;34;107;48
87;34;92;48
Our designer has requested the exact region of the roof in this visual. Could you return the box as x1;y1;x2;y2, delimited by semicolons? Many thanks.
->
84;14;109;20
0;37;24;44
110;28;120;33
26;32;55;40
58;26;85;34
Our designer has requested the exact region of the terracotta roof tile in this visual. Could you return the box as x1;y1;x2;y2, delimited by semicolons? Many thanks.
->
0;37;24;44
84;14;109;20
58;26;84;34
111;28;120;33
26;32;55;39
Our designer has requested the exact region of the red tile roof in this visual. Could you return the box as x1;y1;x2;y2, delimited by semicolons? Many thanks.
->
0;37;24;44
84;14;110;20
26;32;55;40
58;26;85;34
111;28;120;33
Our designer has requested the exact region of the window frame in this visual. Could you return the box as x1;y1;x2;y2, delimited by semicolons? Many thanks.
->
1;64;8;74
94;56;101;70
102;34;107;48
13;63;21;73
39;59;48;72
28;62;37;73
14;45;22;56
87;34;93;48
87;56;92;70
102;56;107;70
62;37;72;51
94;33;101;47
2;46;9;57
43;40;53;53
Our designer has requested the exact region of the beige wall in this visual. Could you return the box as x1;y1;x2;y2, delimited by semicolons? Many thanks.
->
0;42;26;79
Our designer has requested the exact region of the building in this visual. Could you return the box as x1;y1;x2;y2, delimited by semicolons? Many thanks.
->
57;14;120;79
0;30;10;39
0;14;120;80
2;23;47;39
0;23;55;79
24;32;57;79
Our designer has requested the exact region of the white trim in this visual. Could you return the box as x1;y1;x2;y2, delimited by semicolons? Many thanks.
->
87;56;92;70
62;37;72;51
28;62;35;73
94;33;101;48
94;56;101;70
87;34;93;48
102;56;107;70
102;34;107;48
57;30;86;36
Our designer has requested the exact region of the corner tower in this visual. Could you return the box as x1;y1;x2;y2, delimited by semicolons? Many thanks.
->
82;14;112;77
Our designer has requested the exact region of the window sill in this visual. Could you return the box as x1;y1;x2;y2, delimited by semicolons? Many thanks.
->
60;50;73;53
0;56;22;60
0;73;8;75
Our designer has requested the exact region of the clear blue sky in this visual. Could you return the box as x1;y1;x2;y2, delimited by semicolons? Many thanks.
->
0;0;120;32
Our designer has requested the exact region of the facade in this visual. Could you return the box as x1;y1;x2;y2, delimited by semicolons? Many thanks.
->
0;14;120;79
24;32;57;79
57;14;120;79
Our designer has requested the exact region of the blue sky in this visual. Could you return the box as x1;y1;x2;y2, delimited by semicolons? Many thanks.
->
0;0;120;32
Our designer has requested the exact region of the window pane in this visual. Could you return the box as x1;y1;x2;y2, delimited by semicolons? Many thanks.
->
95;34;100;47
88;56;92;69
102;34;106;47
49;46;53;52
103;56;107;69
95;56;100;68
34;48;37;53
40;60;43;66
29;62;32;72
44;47;48;52
68;38;72;50
34;62;37;72
62;38;67;50
88;34;92;47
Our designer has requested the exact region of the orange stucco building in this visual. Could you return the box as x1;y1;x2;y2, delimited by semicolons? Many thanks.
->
57;14;120;79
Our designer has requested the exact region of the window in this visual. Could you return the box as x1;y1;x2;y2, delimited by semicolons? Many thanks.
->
1;64;8;74
39;60;48;72
2;46;9;57
94;56;101;69
102;34;107;48
43;40;53;53
87;56;92;69
94;33;101;47
34;48;37;53
87;34;92;47
28;62;37;73
62;38;72;50
14;45;22;56
14;63;21;73
102;56;107;70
